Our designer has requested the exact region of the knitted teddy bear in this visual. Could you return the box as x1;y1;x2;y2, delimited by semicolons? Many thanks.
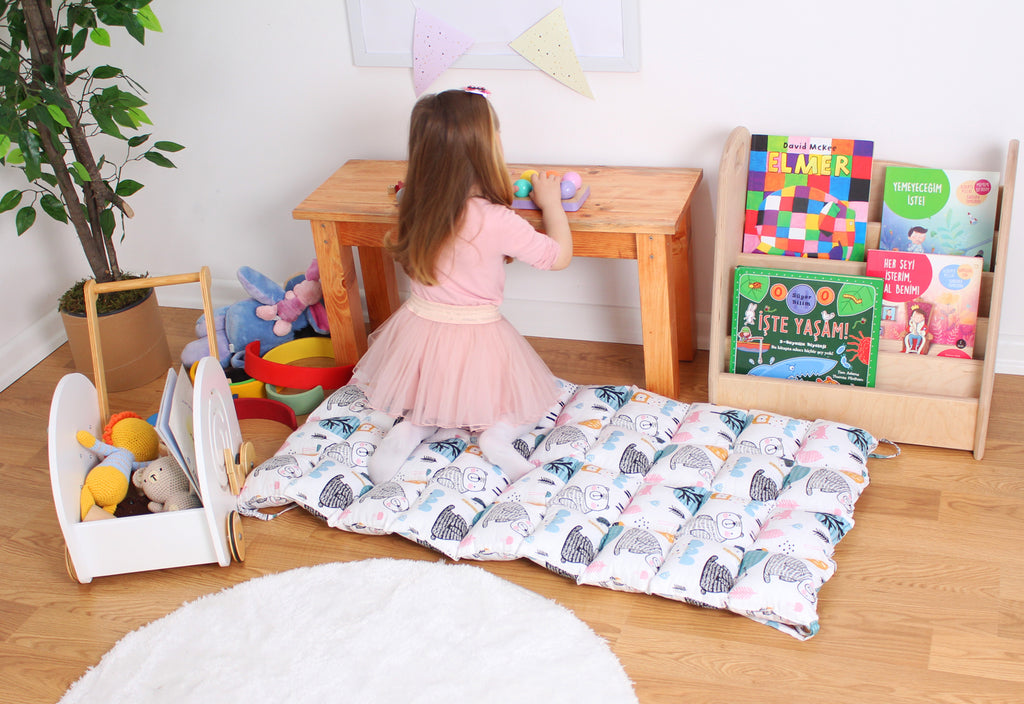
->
77;412;161;520
132;455;202;513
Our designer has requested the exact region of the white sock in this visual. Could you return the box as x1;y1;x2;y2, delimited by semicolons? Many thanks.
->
368;421;435;484
479;420;536;481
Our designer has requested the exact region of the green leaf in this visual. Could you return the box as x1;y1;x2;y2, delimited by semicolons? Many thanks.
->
137;6;163;32
71;28;88;58
71;161;90;181
143;151;175;168
0;189;22;213
46;104;73;128
68;6;97;30
64;68;89;85
737;273;770;304
127;106;152;126
123;14;146;44
835;284;878;317
100;207;116;237
127;134;151;148
90;28;111;47
113;91;147;109
6;148;24;165
153;141;184;152
92;65;123;80
40;194;68;223
111;108;139;129
17;129;42;181
92;109;125;139
115;179;144;196
15;206;36;235
0;135;9;155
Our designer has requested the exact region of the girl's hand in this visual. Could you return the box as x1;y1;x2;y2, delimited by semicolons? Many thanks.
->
529;171;573;270
529;171;563;211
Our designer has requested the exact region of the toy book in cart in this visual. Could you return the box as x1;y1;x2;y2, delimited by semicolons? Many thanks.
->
865;250;983;358
730;267;883;386
879;166;999;271
743;134;874;261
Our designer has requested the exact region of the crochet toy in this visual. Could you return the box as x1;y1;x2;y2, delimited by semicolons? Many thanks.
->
77;412;160;520
181;260;328;370
132;455;202;513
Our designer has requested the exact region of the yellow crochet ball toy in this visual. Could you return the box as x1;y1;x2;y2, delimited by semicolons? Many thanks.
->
104;411;160;463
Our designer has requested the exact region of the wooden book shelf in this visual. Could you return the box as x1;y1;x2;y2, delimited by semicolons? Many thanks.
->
708;126;1017;459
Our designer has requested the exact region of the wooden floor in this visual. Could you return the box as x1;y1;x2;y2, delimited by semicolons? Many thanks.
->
2;307;1023;703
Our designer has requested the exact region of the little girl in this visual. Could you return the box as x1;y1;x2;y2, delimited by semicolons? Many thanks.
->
351;87;573;484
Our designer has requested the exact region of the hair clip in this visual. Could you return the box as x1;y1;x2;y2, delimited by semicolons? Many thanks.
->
463;86;491;98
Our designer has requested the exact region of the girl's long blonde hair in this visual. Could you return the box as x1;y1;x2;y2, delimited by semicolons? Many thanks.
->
386;89;513;285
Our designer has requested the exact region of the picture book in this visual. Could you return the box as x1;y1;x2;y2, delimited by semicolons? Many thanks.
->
155;365;200;495
865;249;982;359
730;267;883;387
879;166;999;271
743;134;874;261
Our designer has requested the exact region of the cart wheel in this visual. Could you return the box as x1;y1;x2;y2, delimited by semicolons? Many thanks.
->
238;441;255;476
64;546;79;582
227;510;246;562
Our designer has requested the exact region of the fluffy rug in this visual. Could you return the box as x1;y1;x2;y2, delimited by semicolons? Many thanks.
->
60;559;637;704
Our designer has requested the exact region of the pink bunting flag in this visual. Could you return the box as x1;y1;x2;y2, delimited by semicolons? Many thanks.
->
412;9;474;96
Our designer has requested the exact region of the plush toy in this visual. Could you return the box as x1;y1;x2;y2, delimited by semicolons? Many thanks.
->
181;260;328;370
77;412;160;520
254;259;327;336
132;455;202;513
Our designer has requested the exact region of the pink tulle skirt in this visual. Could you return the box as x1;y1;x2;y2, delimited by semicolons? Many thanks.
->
350;302;560;431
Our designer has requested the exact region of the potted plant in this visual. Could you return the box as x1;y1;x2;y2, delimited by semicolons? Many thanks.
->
1;0;183;388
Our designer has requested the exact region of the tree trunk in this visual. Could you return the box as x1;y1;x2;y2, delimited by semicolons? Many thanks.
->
19;0;129;284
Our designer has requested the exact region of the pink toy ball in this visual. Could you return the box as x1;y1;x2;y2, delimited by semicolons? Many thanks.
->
560;179;577;199
563;171;583;189
514;178;533;197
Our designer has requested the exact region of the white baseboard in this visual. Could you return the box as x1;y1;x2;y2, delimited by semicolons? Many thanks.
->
995;333;1024;376
0;311;68;392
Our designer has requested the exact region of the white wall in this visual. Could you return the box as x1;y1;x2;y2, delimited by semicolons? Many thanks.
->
3;0;1022;392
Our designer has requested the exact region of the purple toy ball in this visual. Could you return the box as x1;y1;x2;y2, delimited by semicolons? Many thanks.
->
563;171;583;189
514;178;533;198
560;179;578;199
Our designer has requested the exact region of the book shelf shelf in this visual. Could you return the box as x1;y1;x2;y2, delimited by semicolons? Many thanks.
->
708;126;1017;460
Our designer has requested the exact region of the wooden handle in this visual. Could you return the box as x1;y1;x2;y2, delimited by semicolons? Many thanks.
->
86;267;218;423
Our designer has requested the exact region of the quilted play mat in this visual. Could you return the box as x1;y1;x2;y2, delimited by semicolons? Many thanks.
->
238;381;877;640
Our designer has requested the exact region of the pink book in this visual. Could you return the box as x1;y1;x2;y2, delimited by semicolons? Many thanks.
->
865;250;982;358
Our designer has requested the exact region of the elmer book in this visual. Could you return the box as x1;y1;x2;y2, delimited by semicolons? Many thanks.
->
730;267;883;387
743;134;874;261
865;249;982;358
879;166;999;271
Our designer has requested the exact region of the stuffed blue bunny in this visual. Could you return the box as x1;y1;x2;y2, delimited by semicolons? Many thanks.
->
181;260;328;369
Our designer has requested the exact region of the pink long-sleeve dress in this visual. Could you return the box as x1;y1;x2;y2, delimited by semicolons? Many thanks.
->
350;196;563;430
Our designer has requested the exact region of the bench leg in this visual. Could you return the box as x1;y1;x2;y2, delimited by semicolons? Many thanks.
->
358;246;400;331
637;233;680;399
312;221;367;365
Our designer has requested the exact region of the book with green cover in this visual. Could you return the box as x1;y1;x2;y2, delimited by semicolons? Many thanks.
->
879;166;999;271
730;267;883;387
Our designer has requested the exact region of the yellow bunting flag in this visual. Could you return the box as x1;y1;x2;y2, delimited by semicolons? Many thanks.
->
508;8;593;99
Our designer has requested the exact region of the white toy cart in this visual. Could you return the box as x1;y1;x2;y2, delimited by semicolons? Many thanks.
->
47;269;250;583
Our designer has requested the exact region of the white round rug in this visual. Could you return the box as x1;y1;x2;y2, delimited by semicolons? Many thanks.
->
60;558;637;704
